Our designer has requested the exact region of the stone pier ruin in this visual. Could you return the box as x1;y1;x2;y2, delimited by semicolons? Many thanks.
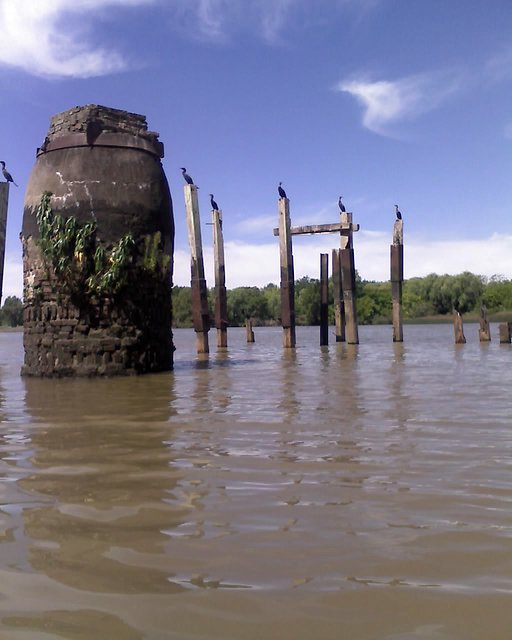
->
22;105;174;376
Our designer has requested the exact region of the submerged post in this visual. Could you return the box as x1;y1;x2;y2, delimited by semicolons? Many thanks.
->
320;253;329;346
185;184;210;354
278;196;296;348
0;183;8;303
453;310;466;344
499;322;511;344
332;248;345;342
340;212;359;344
246;317;255;343
212;208;228;349
391;218;404;342
479;305;491;342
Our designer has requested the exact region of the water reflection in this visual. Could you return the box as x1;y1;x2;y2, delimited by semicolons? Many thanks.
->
13;374;189;595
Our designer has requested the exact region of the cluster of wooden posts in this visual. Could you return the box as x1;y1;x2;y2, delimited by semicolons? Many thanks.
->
185;183;512;353
454;307;512;344
184;185;406;353
273;196;364;348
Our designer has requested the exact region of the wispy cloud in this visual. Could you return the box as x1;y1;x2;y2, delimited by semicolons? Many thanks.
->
484;44;512;83
166;0;298;44
338;70;464;136
0;0;152;78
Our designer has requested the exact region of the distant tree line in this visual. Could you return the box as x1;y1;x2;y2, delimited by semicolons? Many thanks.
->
172;271;512;328
3;271;512;330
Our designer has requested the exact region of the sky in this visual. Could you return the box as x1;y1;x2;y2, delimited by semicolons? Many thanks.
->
1;0;512;299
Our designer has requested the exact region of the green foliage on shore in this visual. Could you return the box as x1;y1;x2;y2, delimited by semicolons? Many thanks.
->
172;271;512;328
0;296;23;327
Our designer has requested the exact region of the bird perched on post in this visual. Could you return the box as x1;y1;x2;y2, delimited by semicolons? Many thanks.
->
338;196;346;213
278;182;287;199
395;204;402;220
209;194;219;211
181;167;194;185
0;161;18;187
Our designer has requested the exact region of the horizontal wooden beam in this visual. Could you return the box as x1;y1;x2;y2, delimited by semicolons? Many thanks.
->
273;222;360;237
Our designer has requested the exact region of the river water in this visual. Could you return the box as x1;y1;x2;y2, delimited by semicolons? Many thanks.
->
0;325;511;639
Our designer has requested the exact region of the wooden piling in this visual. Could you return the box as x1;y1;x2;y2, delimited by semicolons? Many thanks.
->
499;322;511;344
478;306;491;342
332;248;345;342
340;247;359;344
212;208;228;349
320;253;329;346
0;183;8;303
278;197;296;348
184;184;210;354
390;218;404;343
246;318;255;343
338;212;359;344
453;310;466;344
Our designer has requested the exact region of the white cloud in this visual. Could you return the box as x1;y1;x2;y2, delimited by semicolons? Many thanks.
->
2;253;23;303
0;0;152;78
338;71;464;136
171;231;512;288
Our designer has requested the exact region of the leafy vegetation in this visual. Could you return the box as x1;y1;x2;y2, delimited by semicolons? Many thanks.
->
36;191;137;299
0;296;23;327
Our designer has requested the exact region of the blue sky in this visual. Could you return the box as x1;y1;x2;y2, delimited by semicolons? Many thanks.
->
1;0;512;299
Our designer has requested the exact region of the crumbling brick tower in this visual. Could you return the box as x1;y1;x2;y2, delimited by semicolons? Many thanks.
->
22;105;174;376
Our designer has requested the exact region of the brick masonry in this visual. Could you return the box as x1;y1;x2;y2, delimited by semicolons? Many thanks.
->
22;105;174;377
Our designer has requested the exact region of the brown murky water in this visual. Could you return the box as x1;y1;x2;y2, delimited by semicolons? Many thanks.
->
1;325;512;639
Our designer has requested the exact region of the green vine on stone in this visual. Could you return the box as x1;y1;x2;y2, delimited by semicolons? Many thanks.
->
35;191;136;299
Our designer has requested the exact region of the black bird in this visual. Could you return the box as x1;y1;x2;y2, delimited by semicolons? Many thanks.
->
395;204;402;220
181;167;194;185
0;161;18;187
338;196;346;213
209;194;219;211
278;182;287;199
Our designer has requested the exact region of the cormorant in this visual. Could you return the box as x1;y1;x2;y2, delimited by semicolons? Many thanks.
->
0;162;18;187
181;167;194;185
278;182;287;199
395;204;402;220
209;194;219;211
338;196;346;213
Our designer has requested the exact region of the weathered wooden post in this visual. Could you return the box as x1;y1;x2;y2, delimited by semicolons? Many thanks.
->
479;305;491;342
499;322;511;344
332;248;345;342
391;218;404;342
0;183;8;303
212;208;228;349
185;184;210;354
246;317;255;343
453;310;466;344
320;253;329;346
278;196;296;348
340;212;359;344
